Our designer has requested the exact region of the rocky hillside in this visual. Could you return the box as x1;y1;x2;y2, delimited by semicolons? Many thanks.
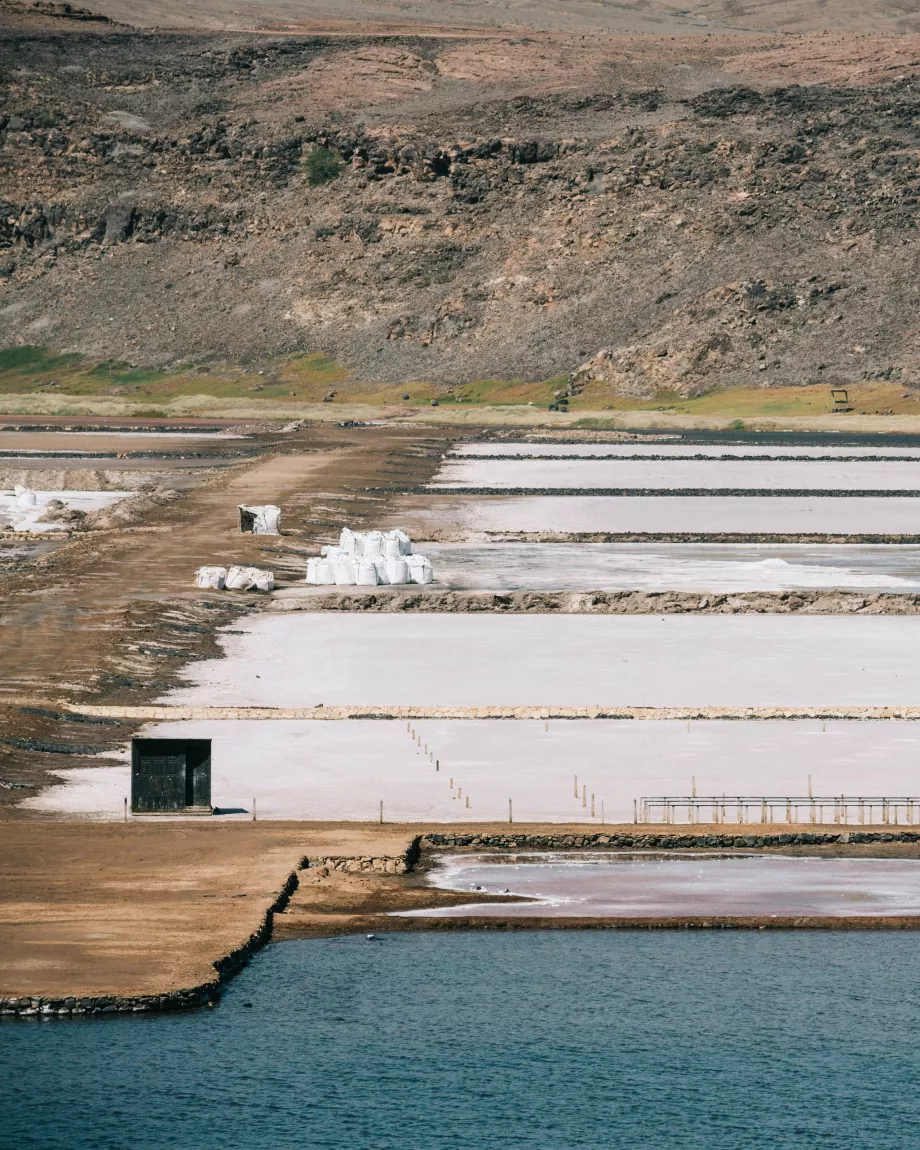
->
3;26;920;394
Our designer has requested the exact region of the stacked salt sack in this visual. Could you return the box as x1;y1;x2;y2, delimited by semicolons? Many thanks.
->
194;565;273;591
225;565;275;591
305;527;433;586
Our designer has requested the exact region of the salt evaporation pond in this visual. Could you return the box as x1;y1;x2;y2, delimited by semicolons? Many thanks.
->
452;442;920;458
404;494;920;534
410;853;920;918
425;542;920;591
431;458;920;490
165;614;920;708
29;718;920;823
5;933;920;1149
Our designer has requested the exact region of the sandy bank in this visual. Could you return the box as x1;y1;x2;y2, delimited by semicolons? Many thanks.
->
5;822;920;1015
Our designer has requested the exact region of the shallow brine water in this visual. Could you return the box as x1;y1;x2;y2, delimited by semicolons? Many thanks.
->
425;542;920;591
3;933;920;1149
410;852;920;918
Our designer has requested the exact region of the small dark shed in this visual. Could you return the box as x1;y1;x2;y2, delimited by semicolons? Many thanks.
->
131;738;211;814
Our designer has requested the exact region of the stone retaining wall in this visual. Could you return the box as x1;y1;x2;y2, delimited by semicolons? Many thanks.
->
420;831;920;849
273;589;920;616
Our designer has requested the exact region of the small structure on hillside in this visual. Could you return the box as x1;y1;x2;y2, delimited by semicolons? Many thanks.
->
238;504;281;534
131;738;211;814
829;388;853;413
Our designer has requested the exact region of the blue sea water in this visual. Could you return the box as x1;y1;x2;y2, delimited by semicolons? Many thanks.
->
2;931;919;1150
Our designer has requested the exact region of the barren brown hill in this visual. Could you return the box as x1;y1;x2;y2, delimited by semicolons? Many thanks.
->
4;10;920;397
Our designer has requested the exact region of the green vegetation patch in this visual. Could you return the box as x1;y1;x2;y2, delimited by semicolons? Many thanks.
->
305;146;343;186
0;345;84;374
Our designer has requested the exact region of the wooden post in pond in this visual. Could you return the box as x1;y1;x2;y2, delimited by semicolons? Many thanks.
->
591;794;595;818
436;759;439;772
574;775;578;798
508;798;513;824
253;797;256;821
379;800;383;824
633;799;637;824
123;797;128;823
582;784;587;808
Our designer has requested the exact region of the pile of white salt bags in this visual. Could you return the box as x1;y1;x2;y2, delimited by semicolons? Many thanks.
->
305;527;433;586
194;565;274;591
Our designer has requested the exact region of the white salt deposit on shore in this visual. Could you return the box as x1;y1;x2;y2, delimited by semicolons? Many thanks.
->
407;853;920;917
424;542;920;592
25;718;920;822
431;459;920;490
164;613;920;708
403;495;920;535
0;490;131;532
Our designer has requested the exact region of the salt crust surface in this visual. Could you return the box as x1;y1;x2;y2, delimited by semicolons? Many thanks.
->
411;854;920;917
165;614;920;708
27;719;920;822
432;459;920;490
410;495;920;534
425;542;920;591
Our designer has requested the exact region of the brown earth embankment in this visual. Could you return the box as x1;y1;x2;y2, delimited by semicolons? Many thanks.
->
5;821;920;1016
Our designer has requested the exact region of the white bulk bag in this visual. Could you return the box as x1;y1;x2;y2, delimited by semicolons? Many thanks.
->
372;556;390;584
384;535;401;559
321;545;343;559
239;505;281;535
340;527;368;556
195;565;227;590
226;565;275;591
363;530;386;558
385;556;409;585
316;559;336;585
357;559;379;586
388;528;412;555
306;557;322;585
407;554;433;584
14;485;37;509
334;556;358;585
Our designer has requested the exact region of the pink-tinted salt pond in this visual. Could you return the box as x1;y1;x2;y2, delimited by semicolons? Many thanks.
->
403;853;920;918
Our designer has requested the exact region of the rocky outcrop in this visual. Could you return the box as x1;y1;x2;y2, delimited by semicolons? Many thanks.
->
4;33;920;386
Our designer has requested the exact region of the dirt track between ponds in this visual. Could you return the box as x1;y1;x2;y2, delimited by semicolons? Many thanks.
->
0;423;450;809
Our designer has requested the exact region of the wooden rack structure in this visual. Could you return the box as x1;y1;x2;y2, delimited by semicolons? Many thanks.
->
636;795;920;826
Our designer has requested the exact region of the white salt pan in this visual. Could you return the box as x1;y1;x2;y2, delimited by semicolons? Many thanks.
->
432;459;920;491
405;495;920;535
424;542;920;592
166;613;920;708
452;443;920;458
26;719;920;823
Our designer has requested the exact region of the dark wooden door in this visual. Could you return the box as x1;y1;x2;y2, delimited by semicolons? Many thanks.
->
132;743;186;812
